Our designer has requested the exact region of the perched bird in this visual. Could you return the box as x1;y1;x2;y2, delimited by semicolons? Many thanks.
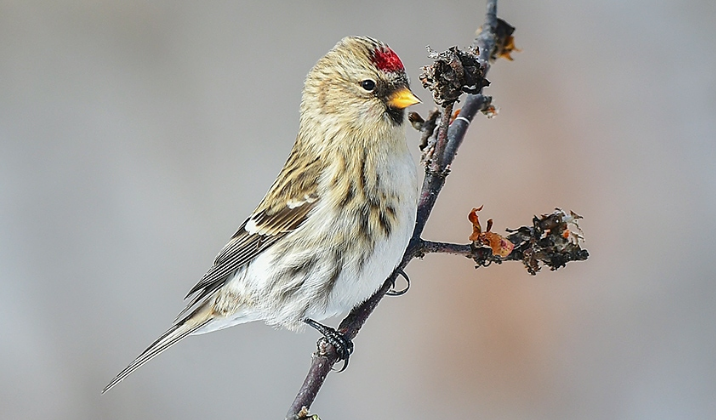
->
103;36;420;393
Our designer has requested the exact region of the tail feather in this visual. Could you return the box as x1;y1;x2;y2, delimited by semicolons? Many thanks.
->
102;311;213;393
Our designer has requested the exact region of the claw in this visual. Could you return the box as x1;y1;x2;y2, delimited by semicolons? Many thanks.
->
386;269;410;296
304;319;354;372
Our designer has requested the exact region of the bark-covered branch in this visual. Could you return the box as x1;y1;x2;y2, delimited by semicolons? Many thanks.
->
286;1;587;418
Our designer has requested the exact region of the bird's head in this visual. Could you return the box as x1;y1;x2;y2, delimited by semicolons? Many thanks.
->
299;36;420;147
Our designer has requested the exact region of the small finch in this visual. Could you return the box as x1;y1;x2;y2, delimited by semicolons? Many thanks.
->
103;36;420;392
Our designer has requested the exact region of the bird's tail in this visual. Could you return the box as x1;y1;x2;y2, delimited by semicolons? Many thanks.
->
102;305;213;393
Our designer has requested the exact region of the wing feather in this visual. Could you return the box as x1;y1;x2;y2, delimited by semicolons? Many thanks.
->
179;146;323;317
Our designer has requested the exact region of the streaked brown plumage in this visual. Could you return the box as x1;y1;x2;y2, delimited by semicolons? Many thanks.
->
104;36;419;393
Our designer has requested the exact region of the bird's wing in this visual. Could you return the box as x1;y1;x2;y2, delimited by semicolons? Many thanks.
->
179;149;323;317
103;154;323;393
103;193;317;392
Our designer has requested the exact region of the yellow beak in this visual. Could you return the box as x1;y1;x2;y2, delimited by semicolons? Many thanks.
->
387;87;421;109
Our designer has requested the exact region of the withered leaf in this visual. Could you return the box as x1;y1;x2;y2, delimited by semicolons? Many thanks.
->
468;206;514;257
483;232;514;257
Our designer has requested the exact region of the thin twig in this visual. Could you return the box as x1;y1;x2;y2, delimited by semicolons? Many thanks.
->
430;102;454;174
441;1;497;168
421;240;472;257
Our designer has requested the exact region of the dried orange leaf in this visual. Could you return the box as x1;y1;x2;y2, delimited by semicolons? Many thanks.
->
498;34;521;61
468;207;483;241
484;232;514;257
468;206;514;257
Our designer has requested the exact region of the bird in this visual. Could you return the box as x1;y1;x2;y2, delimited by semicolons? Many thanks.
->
103;36;420;393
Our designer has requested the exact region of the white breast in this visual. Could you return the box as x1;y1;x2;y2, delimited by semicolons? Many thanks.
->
316;141;418;321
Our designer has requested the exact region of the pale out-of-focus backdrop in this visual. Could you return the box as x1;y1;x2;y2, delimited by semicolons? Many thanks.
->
2;1;714;419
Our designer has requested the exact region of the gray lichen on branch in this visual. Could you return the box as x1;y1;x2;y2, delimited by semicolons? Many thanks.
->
504;209;588;274
419;45;489;106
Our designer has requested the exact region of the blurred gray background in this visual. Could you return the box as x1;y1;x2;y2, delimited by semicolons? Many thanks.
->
2;1;715;419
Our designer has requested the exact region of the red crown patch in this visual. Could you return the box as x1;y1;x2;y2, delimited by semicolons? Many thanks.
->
373;47;404;73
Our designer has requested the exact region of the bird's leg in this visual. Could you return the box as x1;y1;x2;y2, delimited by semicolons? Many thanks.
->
304;319;354;372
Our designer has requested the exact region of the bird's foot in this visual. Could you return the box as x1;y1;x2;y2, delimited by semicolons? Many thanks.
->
304;319;353;372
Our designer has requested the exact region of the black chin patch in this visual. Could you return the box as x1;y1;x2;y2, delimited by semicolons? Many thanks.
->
385;106;405;126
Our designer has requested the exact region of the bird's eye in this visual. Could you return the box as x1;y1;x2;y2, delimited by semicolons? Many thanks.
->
361;79;376;91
